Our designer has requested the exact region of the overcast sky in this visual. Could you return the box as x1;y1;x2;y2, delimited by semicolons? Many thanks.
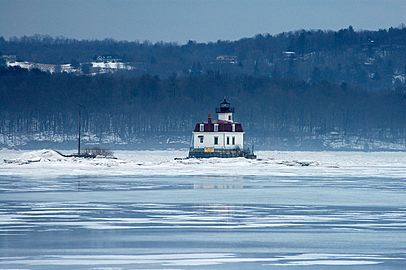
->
1;0;405;43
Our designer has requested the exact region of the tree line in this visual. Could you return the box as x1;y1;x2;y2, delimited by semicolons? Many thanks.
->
1;26;406;91
1;67;406;149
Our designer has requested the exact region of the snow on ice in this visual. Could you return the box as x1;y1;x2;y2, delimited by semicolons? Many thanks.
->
1;149;406;179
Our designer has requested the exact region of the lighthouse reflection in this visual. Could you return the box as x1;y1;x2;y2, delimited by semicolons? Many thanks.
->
193;182;244;190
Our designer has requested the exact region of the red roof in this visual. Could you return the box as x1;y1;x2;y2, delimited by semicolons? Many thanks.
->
194;122;244;132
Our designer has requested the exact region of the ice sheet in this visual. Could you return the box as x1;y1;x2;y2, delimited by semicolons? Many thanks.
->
0;252;398;267
1;149;406;179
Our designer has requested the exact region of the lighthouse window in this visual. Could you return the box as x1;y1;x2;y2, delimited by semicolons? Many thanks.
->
227;136;230;145
232;136;235;145
214;136;218;145
199;124;204;132
214;124;219;132
198;135;204;143
228;115;232;120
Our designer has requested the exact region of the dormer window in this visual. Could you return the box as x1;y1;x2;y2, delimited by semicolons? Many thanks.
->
199;124;204;132
214;124;219;132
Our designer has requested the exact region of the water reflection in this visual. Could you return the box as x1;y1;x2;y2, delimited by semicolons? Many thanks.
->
193;183;244;189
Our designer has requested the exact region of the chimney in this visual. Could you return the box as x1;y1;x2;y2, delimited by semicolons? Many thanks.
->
208;114;212;124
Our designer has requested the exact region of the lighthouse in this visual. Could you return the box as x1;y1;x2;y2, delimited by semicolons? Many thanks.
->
188;99;256;158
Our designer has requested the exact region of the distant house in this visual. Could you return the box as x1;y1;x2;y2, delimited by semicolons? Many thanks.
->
4;56;58;73
96;55;116;62
282;51;296;60
215;55;238;64
33;63;57;73
7;61;34;70
90;56;134;74
60;64;79;73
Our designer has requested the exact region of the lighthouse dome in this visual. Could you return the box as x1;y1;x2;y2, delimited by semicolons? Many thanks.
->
216;98;234;113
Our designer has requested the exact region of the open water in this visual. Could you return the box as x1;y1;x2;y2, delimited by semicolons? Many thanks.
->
1;173;406;269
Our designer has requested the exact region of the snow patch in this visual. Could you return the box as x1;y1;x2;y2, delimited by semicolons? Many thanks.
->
3;149;66;164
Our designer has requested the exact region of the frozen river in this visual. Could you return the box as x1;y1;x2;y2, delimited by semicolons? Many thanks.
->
0;150;406;269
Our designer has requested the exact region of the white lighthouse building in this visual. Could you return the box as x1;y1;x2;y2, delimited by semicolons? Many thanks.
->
189;99;255;158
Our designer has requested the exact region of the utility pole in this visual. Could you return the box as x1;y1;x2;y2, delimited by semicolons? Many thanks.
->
77;104;83;156
77;109;81;156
